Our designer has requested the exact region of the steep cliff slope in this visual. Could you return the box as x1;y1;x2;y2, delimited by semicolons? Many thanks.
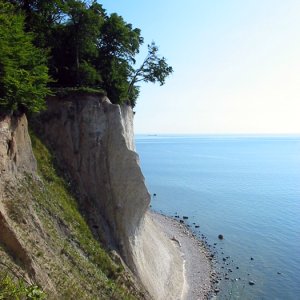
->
34;95;149;261
0;113;147;299
0;94;187;299
33;94;186;300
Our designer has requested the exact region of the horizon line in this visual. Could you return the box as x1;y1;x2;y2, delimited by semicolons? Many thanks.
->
135;132;300;136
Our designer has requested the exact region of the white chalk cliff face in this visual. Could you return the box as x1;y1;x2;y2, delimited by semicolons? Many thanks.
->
38;95;185;299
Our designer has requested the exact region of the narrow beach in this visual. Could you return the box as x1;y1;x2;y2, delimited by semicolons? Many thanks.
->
150;211;213;300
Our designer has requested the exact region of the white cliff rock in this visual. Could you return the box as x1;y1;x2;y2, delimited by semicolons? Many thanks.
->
131;213;187;300
36;94;186;299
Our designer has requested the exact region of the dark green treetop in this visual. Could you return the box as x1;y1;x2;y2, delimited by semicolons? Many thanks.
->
53;0;105;86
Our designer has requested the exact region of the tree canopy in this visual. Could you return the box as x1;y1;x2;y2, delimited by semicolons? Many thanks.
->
1;0;173;113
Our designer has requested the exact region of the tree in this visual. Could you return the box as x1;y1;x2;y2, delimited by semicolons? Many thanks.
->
62;0;105;86
12;0;105;87
96;13;143;104
127;42;173;104
0;1;50;114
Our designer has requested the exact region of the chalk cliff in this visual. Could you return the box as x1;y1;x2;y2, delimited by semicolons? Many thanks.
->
35;94;185;299
35;95;150;262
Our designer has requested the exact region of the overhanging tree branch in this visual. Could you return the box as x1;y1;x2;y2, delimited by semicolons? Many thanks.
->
127;42;173;99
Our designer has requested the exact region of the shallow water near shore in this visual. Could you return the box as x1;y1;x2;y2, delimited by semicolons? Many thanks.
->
135;135;300;300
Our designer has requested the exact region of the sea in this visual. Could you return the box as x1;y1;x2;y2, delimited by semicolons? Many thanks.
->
135;135;300;300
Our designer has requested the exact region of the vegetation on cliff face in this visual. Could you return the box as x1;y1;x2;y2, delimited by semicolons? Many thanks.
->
0;0;173;109
0;272;46;300
0;131;145;299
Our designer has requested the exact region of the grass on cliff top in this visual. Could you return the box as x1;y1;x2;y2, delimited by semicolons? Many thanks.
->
26;132;139;300
52;87;106;98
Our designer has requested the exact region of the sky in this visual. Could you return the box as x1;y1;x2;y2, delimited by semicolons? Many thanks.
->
99;0;300;134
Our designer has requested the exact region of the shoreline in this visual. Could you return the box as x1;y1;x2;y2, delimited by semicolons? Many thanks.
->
149;211;215;300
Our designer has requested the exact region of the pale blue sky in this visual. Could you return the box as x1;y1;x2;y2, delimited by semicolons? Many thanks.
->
100;0;300;134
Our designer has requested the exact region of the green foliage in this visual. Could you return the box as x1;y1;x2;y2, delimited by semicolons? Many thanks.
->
0;1;51;114
78;60;101;86
131;42;174;86
128;42;173;105
98;13;142;62
0;272;46;300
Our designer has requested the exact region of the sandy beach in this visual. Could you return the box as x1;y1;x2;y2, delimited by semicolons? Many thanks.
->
149;211;214;300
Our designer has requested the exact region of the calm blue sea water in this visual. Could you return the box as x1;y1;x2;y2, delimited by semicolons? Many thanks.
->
135;135;300;300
